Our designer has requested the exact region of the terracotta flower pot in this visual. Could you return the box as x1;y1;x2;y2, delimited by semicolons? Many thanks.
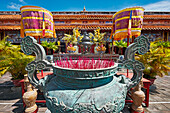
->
12;79;21;87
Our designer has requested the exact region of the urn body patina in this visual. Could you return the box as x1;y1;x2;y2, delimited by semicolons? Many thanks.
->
21;36;149;113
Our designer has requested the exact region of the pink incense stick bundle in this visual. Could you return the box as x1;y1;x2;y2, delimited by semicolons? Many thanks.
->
59;60;62;67
76;59;79;69
102;60;106;68
89;61;93;69
91;58;95;69
87;59;90;69
109;59;112;67
103;60;106;68
87;59;91;69
55;57;114;69
57;60;60;67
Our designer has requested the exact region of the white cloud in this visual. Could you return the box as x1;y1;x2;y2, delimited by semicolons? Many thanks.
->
143;0;170;11
19;0;26;3
7;2;22;10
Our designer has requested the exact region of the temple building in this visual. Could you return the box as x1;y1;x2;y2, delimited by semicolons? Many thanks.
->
0;8;170;44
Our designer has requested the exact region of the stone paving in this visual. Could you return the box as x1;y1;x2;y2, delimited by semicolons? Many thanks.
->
144;75;170;113
0;72;170;113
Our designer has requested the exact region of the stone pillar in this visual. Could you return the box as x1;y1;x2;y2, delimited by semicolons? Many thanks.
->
23;74;38;113
131;79;145;113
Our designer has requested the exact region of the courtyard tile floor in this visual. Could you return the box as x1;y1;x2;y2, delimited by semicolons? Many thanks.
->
0;72;170;113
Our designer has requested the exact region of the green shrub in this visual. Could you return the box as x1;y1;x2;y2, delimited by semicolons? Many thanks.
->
0;37;34;79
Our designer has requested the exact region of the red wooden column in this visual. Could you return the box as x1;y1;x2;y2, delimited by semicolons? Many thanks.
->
127;36;130;77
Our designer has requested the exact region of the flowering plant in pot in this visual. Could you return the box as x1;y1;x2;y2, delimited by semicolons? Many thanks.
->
41;41;58;55
67;44;76;53
113;40;127;55
89;27;106;54
62;28;83;53
135;40;170;84
96;44;106;54
0;37;34;86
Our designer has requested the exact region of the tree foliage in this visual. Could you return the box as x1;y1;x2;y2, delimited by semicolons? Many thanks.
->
135;40;170;79
0;37;34;79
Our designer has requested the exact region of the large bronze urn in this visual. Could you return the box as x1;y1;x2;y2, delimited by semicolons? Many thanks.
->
21;35;149;113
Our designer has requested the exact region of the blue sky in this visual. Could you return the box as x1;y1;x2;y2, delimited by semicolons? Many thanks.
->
0;0;170;11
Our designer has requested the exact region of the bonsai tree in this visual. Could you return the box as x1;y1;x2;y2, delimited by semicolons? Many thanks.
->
41;41;58;55
0;37;34;79
135;40;170;79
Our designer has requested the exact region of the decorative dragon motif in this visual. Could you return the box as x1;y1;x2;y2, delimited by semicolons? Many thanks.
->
118;35;150;89
44;91;126;113
21;36;52;90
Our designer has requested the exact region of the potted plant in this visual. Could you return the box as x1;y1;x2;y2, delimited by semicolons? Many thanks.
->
5;54;34;86
113;40;127;55
0;37;34;86
41;41;58;55
135;40;170;85
89;27;106;54
62;28;83;53
0;36;19;77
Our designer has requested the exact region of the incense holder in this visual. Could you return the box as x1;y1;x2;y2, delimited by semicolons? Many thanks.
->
21;35;149;113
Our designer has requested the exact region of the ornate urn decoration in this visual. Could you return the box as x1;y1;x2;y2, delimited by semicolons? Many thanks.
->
96;44;106;54
22;75;37;113
80;31;93;54
67;44;76;53
21;35;149;113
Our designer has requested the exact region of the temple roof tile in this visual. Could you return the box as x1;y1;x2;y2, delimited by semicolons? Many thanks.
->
144;15;170;19
0;15;21;20
142;26;170;30
0;26;20;30
1;14;170;20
